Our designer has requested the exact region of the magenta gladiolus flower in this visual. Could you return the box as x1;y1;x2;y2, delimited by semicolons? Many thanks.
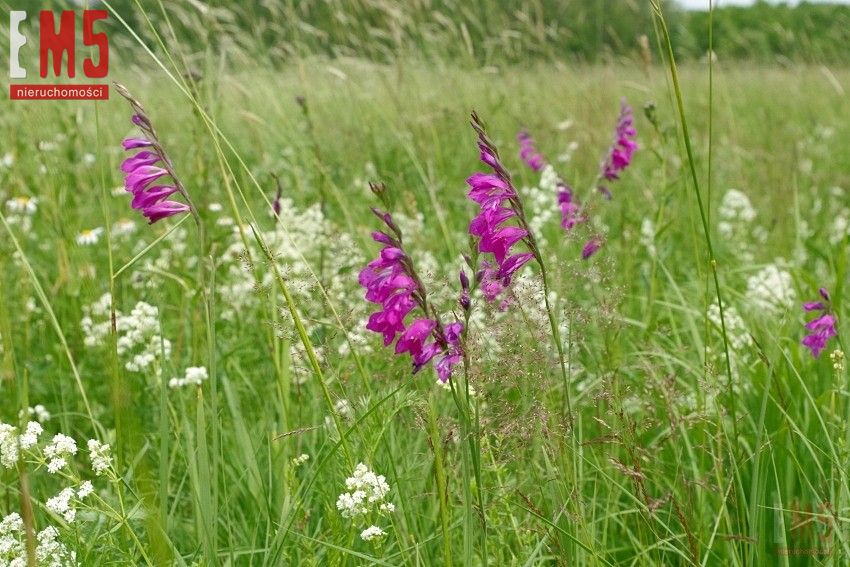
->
582;236;603;259
598;99;638;198
517;129;545;172
120;132;189;224
557;184;586;231
801;289;837;358
467;113;535;303
116;85;192;225
359;208;465;381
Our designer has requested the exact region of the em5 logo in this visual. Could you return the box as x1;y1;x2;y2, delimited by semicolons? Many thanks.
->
9;10;109;100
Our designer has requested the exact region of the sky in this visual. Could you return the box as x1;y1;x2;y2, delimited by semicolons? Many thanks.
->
678;0;850;8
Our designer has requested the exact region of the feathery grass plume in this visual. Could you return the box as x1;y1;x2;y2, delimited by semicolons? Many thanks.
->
115;83;195;225
802;287;837;358
359;191;464;382
598;98;638;198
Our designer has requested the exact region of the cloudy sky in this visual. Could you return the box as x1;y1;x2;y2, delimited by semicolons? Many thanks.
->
678;0;850;7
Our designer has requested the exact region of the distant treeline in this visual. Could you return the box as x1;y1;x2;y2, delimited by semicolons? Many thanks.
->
35;0;850;65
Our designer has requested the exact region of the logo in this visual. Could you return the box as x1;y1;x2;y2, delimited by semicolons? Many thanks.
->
9;10;109;100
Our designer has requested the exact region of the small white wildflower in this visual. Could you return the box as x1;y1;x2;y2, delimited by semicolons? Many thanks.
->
830;211;849;246
112;218;137;237
75;227;104;246
337;462;393;522
35;525;75;564
360;525;386;542
31;405;51;423
19;421;43;450
0;424;20;469
707;303;752;351
745;263;796;314
46;488;76;523
291;454;310;467
46;458;67;474
44;433;77;474
209;202;223;212
87;439;112;476
379;502;395;513
77;481;94;499
831;349;845;373
5;196;38;215
718;189;756;228
169;366;209;388
334;399;353;419
640;217;656;257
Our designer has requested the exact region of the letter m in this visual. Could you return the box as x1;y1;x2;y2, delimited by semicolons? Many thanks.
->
40;11;75;78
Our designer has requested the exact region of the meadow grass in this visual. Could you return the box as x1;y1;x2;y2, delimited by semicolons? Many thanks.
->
1;17;850;565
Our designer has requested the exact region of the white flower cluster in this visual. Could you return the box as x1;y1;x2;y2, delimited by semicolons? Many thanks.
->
717;189;762;262
0;513;77;566
830;209;849;246
325;399;354;432
5;196;38;233
44;482;93;523
360;525;386;542
24;404;51;423
707;303;752;351
19;421;43;450
168;366;209;389
831;350;845;374
291;453;309;467
0;420;49;469
215;197;368;375
44;433;77;474
0;423;20;468
81;294;172;373
112;218;137;238
87;439;112;476
745;263;796;314
640;218;657;257
336;463;394;541
46;487;78;523
717;189;756;238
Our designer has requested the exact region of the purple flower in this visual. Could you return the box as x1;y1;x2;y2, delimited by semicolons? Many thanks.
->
467;114;534;303
801;290;837;358
517;129;545;172
599;99;638;197
581;236;603;260
459;270;471;312
272;186;282;219
360;210;465;381
557;184;586;231
121;128;189;224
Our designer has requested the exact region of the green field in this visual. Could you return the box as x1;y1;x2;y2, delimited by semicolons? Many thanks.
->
2;3;850;566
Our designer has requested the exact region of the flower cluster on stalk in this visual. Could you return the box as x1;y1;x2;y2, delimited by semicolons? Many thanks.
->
116;83;191;224
598;99;638;198
512;101;642;261
359;203;464;382
468;112;535;302
802;288;838;358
